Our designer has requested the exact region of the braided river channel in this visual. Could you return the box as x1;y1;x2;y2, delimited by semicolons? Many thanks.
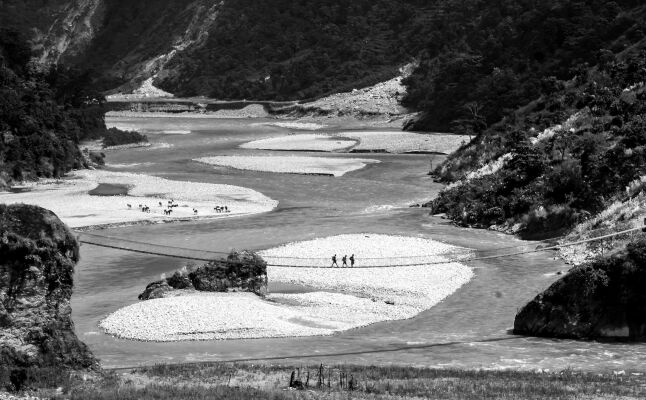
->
73;116;646;370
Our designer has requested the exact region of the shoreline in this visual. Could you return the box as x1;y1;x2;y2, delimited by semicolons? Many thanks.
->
70;210;264;232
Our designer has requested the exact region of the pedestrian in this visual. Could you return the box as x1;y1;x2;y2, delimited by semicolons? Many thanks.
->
350;254;355;267
342;255;348;267
331;254;338;267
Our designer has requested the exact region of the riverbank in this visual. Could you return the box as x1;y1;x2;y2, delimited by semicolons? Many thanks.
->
0;170;277;229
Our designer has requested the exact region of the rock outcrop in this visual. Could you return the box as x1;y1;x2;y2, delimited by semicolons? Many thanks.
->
139;250;268;300
0;204;96;387
514;239;646;340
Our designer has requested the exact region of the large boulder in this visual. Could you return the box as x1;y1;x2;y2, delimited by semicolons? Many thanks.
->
138;280;173;300
0;204;97;388
514;239;646;340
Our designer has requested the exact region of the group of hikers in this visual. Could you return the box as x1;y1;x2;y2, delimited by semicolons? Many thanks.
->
331;254;355;267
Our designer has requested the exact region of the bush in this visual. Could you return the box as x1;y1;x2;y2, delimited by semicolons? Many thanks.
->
101;128;147;148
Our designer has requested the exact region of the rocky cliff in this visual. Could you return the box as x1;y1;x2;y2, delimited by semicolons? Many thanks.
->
514;239;646;340
0;204;96;388
1;0;222;93
139;250;268;300
31;0;104;65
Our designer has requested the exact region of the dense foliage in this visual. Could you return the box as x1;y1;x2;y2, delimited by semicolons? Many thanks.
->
6;0;644;119
0;29;87;186
403;0;646;131
0;28;142;186
429;48;646;238
158;0;646;114
515;238;646;339
101;128;147;148
158;0;420;99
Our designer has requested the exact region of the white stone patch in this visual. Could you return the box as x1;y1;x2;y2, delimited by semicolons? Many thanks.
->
444;153;514;191
339;131;468;154
252;122;327;130
240;131;469;154
239;134;356;152
196;155;379;177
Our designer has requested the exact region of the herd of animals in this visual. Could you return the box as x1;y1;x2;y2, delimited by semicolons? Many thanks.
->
126;199;230;216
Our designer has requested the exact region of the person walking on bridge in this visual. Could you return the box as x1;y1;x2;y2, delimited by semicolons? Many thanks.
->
349;254;355;267
342;255;348;267
331;254;339;268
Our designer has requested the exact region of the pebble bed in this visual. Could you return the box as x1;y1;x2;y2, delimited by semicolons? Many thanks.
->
0;170;277;228
100;234;473;341
251;122;327;130
239;131;469;154
239;133;356;151
338;131;469;154
196;155;379;177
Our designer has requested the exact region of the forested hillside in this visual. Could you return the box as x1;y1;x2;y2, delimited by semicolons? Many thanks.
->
402;0;646;131
157;0;421;99
0;28;109;187
428;46;646;239
4;0;644;119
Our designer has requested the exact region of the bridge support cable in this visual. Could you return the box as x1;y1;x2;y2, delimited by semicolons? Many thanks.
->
77;226;644;268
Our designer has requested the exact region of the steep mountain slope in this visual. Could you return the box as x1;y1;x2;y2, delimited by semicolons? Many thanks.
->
427;44;646;239
75;0;221;92
0;0;222;92
7;0;644;117
157;0;421;99
402;0;646;131
0;0;101;65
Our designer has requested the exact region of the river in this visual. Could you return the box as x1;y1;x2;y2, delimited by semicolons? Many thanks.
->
72;116;646;371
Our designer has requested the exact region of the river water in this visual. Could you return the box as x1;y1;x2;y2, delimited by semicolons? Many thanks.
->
72;117;646;371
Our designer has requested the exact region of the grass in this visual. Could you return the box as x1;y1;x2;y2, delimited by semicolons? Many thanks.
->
36;363;646;400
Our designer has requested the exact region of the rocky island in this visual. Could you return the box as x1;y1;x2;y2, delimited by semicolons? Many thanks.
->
138;250;268;300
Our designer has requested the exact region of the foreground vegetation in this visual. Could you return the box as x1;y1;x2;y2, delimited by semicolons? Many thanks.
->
17;363;640;400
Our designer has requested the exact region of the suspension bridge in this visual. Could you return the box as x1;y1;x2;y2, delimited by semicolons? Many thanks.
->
75;225;644;268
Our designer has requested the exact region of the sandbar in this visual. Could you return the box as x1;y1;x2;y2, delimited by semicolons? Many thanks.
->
196;155;379;177
100;234;473;341
0;170;278;229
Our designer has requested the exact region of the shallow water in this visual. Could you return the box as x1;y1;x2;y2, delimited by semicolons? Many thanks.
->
71;117;646;371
